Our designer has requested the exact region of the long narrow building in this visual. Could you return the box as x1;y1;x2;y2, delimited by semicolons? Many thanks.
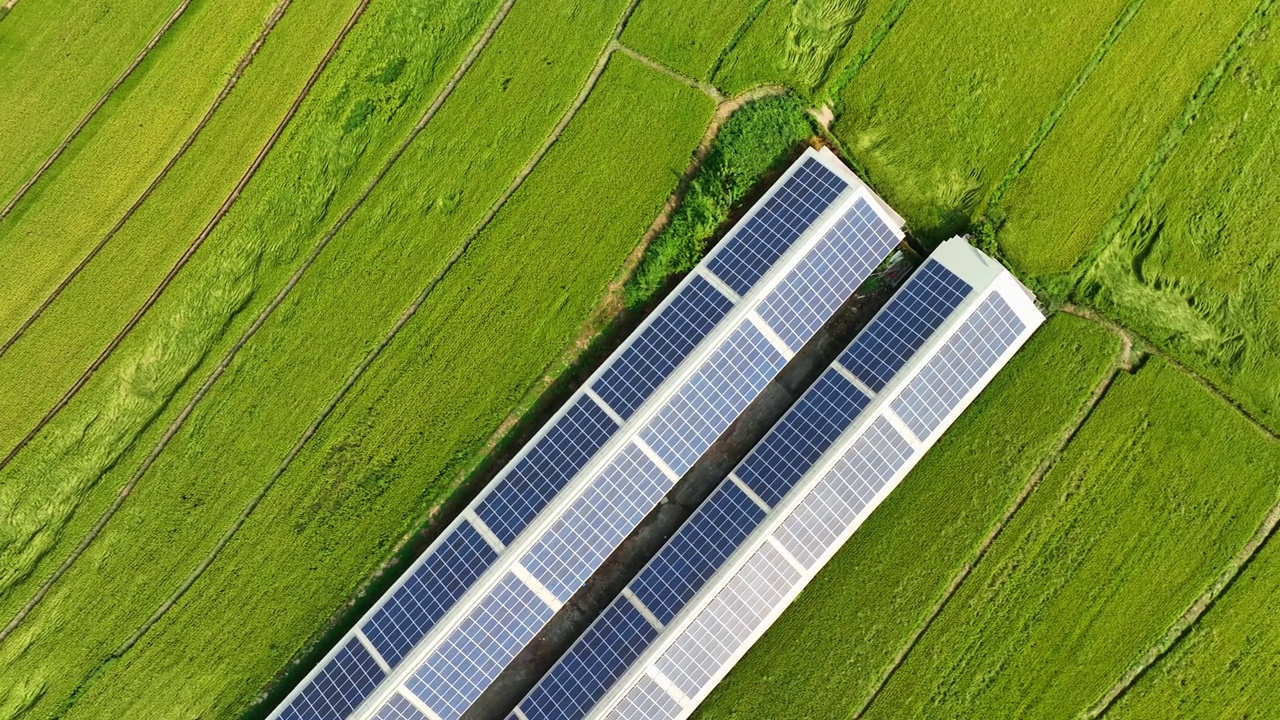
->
269;147;906;720
509;237;1044;720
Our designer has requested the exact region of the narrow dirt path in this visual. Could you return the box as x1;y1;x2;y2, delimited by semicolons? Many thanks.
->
848;322;1131;720
0;0;374;479
0;0;194;222
0;0;384;645
0;0;294;362
613;41;723;101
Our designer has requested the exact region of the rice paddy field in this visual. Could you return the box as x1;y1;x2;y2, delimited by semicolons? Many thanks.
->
1;0;1278;717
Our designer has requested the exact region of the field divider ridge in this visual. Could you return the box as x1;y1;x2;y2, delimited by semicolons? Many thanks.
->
823;0;915;103
846;317;1130;720
707;0;772;84
0;0;387;645
0;0;194;222
612;41;724;101
0;0;296;361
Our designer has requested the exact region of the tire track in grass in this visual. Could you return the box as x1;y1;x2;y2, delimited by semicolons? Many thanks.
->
824;0;914;101
0;0;519;649
99;0;656;665
0;0;295;362
848;321;1132;720
0;0;374;478
707;0;772;83
0;0;194;222
0;0;389;645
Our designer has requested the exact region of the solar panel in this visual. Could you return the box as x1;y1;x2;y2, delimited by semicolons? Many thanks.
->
520;600;660;720
609;675;685;720
757;198;900;352
592;275;733;419
707;158;848;296
639;321;786;476
362;520;500;666
890;292;1025;440
839;259;971;392
735;368;869;508
476;394;620;545
631;482;766;625
370;693;428;720
279;637;385;720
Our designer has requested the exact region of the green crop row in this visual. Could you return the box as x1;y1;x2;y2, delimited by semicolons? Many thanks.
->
694;314;1121;719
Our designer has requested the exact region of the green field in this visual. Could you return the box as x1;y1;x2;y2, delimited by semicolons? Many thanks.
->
2;0;1280;716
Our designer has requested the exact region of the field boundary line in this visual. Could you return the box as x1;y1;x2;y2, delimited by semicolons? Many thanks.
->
93;0;654;681
848;321;1130;720
707;0;772;83
0;0;194;222
824;0;914;102
0;0;384;645
0;0;295;362
613;42;724;101
985;0;1146;209
0;0;375;479
1063;0;1275;291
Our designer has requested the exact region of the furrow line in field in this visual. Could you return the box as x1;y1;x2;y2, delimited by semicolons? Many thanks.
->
613;41;724;100
707;0;772;82
0;0;295;362
96;0;653;676
0;0;386;644
0;0;374;479
848;325;1130;720
0;0;194;222
825;0;914;101
1065;0;1276;291
985;0;1147;209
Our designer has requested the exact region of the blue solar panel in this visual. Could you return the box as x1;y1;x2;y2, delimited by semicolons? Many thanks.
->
707;158;847;296
839;260;971;391
475;395;619;544
522;443;671;601
640;321;787;476
736;368;870;507
362;520;499;666
632;482;767;624
519;600;659;720
371;693;429;720
279;637;384;720
592;275;733;419
757;198;900;352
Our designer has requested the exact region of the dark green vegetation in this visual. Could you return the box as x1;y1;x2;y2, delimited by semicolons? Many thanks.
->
3;0;1279;716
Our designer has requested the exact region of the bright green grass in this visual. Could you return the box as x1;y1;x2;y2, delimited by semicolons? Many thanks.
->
0;0;290;342
857;358;1280;719
30;52;714;720
620;0;760;81
1107;515;1280;718
713;0;898;100
831;0;1134;243
0;0;181;204
1078;20;1280;434
0;0;347;458
693;314;1120;720
0;0;503;631
997;0;1264;278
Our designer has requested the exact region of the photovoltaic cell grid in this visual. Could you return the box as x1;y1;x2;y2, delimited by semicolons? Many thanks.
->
475;395;620;545
371;694;427;720
609;675;685;720
592;275;733;420
891;292;1025;440
707;157;848;296
278;637;385;720
839;259;971;392
757;197;900;352
363;521;500;666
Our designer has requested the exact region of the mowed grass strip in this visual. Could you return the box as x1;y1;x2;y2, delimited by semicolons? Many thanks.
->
0;0;183;202
996;0;1263;278
830;0;1133;242
620;0;760;80
0;0;293;342
42;53;715;720
713;0;899;100
1079;20;1280;433
0;0;503;622
857;358;1280;719
692;314;1120;720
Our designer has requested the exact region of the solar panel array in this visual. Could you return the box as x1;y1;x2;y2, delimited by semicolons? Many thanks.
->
511;243;1043;720
269;148;904;720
